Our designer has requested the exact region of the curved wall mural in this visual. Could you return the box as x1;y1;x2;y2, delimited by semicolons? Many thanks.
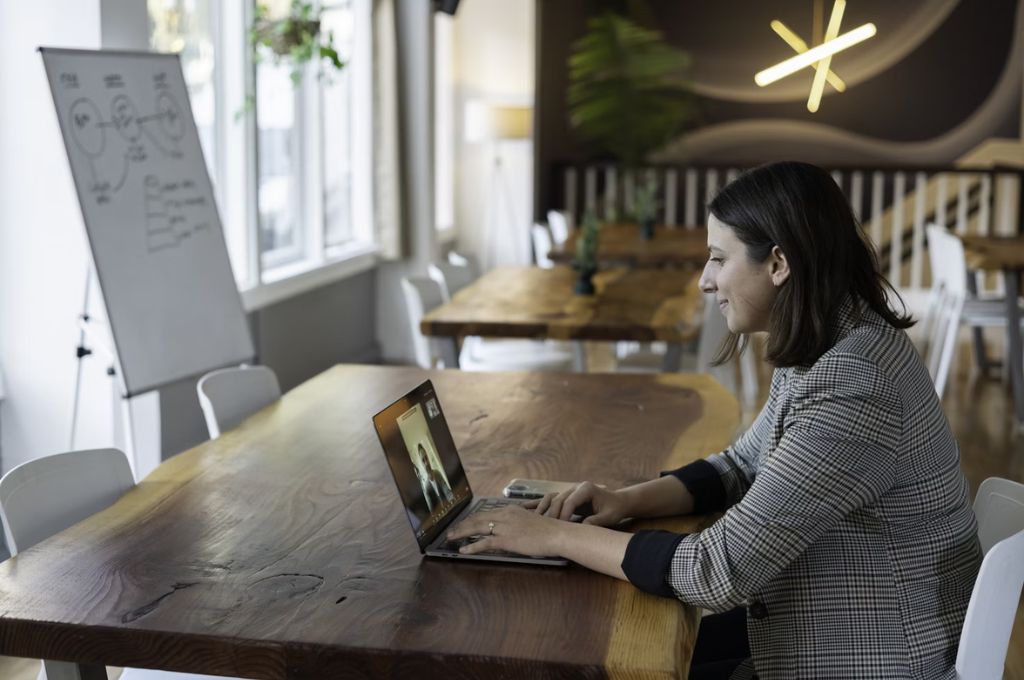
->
535;0;1023;213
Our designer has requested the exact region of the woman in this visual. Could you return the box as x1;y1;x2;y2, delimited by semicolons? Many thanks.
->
447;161;982;680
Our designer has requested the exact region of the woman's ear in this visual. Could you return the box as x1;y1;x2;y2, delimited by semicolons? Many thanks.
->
769;245;791;287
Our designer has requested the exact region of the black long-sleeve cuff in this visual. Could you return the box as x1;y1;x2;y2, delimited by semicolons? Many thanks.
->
621;530;686;598
661;459;727;514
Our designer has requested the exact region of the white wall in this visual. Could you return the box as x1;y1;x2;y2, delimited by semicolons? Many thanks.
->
375;0;439;363
452;0;535;269
0;0;161;476
0;2;108;473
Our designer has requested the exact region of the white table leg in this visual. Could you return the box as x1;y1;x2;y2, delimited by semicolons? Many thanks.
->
663;343;683;372
572;341;587;372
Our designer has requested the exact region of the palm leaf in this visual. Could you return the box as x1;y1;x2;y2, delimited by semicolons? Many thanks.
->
567;12;695;166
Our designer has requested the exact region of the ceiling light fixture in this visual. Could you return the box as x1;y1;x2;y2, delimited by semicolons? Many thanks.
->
755;0;876;112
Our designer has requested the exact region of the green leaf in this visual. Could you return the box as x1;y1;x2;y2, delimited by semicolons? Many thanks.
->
320;45;345;71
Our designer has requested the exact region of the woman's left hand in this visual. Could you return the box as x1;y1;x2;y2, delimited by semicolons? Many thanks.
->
446;505;568;558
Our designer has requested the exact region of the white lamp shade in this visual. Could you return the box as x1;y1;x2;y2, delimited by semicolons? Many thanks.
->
464;101;532;142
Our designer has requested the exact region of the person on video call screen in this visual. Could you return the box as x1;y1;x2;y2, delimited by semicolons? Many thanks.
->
413;442;454;512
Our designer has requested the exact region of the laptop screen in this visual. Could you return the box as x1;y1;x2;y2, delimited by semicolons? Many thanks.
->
372;380;473;550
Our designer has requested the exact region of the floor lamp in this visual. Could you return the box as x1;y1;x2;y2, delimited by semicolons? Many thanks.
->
465;101;532;270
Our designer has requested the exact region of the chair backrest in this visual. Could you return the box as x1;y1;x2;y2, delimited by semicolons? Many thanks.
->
928;225;968;294
428;259;477;302
974;477;1024;555
532;223;555;268
447;250;480;276
0;448;135;555
197;365;281;439
401;276;447;369
919;224;945;349
546;210;572;245
921;226;966;397
956;477;1024;679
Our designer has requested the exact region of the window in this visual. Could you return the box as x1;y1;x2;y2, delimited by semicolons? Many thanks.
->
148;0;217;180
148;0;375;303
434;12;455;235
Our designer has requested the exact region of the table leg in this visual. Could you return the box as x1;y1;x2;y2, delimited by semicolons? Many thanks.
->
663;343;683;372
572;341;587;372
1003;268;1024;426
438;338;460;369
964;269;991;372
42;660;107;680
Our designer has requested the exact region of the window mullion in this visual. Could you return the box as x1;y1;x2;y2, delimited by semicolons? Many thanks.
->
303;64;326;264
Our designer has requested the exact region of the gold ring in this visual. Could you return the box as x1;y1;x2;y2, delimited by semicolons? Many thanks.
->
488;521;495;536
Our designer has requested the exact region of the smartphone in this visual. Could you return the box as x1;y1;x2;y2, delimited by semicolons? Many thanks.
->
502;478;578;500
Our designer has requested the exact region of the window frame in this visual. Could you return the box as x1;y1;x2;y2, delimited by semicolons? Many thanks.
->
151;0;378;311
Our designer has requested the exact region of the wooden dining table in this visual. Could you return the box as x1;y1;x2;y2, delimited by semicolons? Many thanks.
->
421;265;704;372
961;234;1024;425
548;224;709;268
0;365;738;679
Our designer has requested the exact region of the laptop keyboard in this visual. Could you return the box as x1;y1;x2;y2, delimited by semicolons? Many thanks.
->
436;498;517;554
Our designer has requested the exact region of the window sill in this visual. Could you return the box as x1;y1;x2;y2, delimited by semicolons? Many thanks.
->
438;225;457;246
240;242;379;311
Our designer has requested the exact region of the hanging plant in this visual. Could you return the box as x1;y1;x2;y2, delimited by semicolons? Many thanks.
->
251;1;344;83
239;1;346;115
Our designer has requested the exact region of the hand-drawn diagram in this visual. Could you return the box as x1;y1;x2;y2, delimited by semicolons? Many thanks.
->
144;174;211;253
67;91;186;205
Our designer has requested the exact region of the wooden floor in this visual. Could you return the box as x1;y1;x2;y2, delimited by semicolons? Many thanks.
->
0;332;1022;679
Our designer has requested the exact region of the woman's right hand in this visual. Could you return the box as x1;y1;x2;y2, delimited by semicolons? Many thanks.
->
528;481;630;526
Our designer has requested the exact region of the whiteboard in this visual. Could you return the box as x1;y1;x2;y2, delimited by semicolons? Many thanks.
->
41;48;254;397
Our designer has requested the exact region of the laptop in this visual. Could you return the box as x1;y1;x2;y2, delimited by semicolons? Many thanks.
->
372;379;569;566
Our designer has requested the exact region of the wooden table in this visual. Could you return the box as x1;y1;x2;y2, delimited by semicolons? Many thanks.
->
961;234;1024;425
0;365;737;679
421;265;703;372
548;224;708;268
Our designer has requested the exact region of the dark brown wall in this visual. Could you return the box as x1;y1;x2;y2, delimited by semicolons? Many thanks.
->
535;0;1022;217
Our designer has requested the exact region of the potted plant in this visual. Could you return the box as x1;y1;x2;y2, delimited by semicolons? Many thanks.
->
633;179;659;240
573;211;602;295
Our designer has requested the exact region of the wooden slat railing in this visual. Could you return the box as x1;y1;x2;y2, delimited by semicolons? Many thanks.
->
552;162;1023;295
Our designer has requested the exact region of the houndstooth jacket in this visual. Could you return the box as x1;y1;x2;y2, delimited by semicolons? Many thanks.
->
621;298;982;679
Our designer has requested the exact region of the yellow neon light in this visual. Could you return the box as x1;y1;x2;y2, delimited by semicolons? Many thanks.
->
807;0;846;112
770;20;846;92
755;22;876;87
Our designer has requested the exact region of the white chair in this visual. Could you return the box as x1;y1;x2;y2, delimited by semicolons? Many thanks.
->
401;276;574;372
531;223;555;268
427;261;476;300
921;226;1024;397
956;477;1024;679
402;276;452;369
0;448;225;680
197;365;281;439
546;210;573;245
446;250;480;273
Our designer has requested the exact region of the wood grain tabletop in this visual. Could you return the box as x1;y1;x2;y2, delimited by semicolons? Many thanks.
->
549;224;708;267
961;234;1024;270
420;265;703;344
0;365;738;679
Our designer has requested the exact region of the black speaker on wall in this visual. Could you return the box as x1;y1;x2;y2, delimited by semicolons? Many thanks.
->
434;0;460;15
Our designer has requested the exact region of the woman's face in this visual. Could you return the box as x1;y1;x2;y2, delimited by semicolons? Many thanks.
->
699;215;787;334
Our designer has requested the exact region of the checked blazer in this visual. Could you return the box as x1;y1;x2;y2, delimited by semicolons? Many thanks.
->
621;298;982;679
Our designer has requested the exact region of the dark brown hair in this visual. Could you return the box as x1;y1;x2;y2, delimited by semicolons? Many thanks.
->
709;161;913;368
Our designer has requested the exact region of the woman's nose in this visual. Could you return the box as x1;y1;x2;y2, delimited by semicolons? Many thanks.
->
699;265;716;293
